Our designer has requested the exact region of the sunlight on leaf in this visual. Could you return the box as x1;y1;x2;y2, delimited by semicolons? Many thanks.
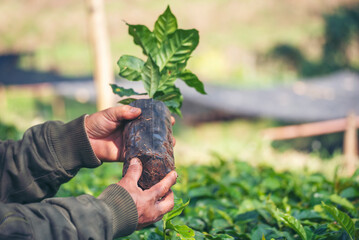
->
322;202;355;240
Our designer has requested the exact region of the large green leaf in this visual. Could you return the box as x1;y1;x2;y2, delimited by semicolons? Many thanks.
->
154;29;199;71
277;211;307;240
329;194;355;211
154;6;177;46
157;69;177;91
128;24;158;57
153;86;183;116
166;222;195;240
141;58;160;98
110;84;146;97
322;203;355;240
153;86;180;102
179;70;206;94
163;199;189;223
117;55;144;81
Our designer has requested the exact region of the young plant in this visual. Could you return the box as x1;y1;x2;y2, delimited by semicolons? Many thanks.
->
111;5;205;116
111;6;206;189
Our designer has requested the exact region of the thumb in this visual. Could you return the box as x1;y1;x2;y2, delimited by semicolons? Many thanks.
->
124;158;143;183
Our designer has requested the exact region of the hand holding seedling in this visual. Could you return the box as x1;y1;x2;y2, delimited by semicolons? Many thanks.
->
85;105;141;162
85;105;176;162
111;6;205;190
118;158;177;229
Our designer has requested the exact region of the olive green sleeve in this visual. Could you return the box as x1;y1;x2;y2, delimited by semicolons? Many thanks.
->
98;184;138;238
0;115;101;204
0;195;112;240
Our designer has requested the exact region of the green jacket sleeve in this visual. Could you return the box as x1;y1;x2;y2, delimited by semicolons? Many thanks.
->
0;187;138;239
0;116;139;239
0;115;101;204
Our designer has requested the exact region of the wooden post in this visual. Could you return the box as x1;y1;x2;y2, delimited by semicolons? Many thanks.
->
262;117;359;140
52;95;66;120
343;112;358;176
0;84;7;109
86;0;114;110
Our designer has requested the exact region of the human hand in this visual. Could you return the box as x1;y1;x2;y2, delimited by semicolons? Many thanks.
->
118;158;177;229
85;105;176;162
84;105;141;162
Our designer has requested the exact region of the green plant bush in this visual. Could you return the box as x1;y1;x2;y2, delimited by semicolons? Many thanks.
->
58;157;359;239
0;121;21;140
269;3;359;77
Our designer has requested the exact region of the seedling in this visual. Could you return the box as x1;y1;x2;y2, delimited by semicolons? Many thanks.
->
111;6;206;189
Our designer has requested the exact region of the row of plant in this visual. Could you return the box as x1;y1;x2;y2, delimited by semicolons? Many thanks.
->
57;155;359;239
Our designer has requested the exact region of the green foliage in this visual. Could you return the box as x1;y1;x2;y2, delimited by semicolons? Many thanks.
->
269;3;359;77
276;210;307;240
110;84;147;97
58;157;359;240
111;6;206;116
322;203;355;240
162;199;195;240
0;121;20;140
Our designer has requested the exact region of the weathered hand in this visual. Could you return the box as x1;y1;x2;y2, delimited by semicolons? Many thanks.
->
84;105;141;162
118;158;177;229
85;105;176;162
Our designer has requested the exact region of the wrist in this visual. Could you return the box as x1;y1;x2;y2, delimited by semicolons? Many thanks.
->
49;115;101;171
98;184;138;238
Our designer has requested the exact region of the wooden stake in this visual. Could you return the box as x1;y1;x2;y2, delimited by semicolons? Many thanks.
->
344;112;358;176
0;84;7;109
263;117;359;140
86;0;114;110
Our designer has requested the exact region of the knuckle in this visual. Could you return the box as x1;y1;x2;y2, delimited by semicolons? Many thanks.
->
160;184;169;194
122;105;132;111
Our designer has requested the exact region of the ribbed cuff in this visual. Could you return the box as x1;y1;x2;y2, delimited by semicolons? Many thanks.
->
49;115;101;171
98;184;138;238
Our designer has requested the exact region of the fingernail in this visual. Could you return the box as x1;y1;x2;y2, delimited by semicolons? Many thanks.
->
174;171;178;178
130;107;140;113
130;158;140;165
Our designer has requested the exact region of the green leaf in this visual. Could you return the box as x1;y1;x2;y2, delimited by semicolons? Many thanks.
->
163;199;189;223
154;86;183;116
329;194;355;211
166;222;195;239
216;209;234;225
117;55;145;81
179;70;206;94
204;233;234;240
154;29;199;71
322;202;355;240
157;69;177;91
154;6;178;46
153;85;181;102
128;24;158;57
110;84;146;97
141;58;160;97
276;210;307;240
118;98;137;105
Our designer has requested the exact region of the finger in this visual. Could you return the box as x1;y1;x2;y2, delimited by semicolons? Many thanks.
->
172;136;176;147
157;190;175;215
123;158;143;184
151;171;177;199
110;105;141;122
171;116;175;126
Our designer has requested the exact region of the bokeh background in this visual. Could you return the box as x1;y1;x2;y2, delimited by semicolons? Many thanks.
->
0;0;358;175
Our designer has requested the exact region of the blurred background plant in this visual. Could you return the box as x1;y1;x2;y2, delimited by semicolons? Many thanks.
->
269;3;359;77
0;0;357;175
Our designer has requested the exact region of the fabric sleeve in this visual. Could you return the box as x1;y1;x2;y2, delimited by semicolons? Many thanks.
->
0;194;121;240
0;115;101;204
98;184;138;238
0;186;138;240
